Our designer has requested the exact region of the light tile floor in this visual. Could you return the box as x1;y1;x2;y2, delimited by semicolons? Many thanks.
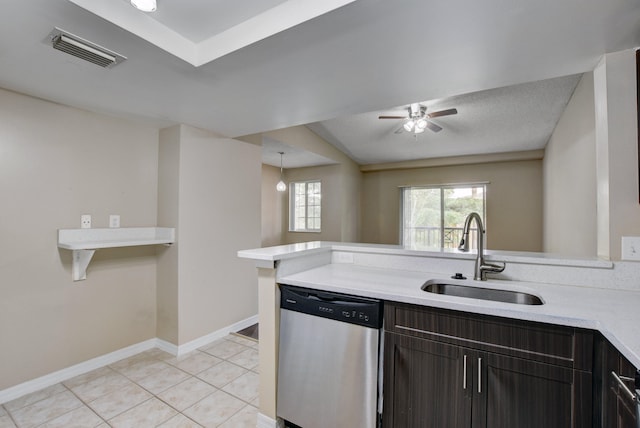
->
0;334;260;428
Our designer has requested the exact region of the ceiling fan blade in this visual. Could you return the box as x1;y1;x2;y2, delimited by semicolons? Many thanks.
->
379;115;407;119
393;124;405;134
427;108;458;119
426;121;443;133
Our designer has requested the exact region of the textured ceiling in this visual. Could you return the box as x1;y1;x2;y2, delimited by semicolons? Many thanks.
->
0;0;638;167
307;74;582;165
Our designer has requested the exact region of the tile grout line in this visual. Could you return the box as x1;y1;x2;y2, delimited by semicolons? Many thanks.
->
6;336;260;428
3;403;20;428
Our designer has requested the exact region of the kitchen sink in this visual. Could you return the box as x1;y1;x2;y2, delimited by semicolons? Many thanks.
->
422;280;544;305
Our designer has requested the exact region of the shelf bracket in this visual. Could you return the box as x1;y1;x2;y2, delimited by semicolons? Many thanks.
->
72;249;96;281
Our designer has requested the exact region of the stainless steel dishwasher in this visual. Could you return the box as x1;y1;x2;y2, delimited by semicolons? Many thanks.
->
277;284;383;428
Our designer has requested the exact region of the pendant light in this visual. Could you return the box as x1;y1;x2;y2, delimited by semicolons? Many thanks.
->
131;0;157;12
276;152;287;192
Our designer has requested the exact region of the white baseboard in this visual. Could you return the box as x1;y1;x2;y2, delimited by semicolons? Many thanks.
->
155;338;179;356
175;314;259;356
0;315;258;405
0;339;156;405
257;412;281;428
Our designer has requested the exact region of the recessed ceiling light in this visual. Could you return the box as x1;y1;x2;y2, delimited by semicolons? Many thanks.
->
130;0;156;12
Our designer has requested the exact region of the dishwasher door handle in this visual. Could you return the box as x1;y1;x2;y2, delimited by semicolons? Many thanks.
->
307;293;372;307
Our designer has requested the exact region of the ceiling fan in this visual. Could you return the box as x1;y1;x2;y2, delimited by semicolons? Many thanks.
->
379;103;458;134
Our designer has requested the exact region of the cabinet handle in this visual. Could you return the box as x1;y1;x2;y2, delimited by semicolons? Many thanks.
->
478;357;482;394
611;371;636;401
463;355;467;390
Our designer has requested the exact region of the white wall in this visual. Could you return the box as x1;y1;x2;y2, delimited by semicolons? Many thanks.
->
543;72;597;256
0;88;159;390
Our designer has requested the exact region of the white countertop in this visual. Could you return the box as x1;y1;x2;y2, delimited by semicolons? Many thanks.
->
238;241;613;268
279;263;640;368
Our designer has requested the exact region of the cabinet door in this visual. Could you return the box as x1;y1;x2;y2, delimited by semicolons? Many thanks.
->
602;337;638;428
383;332;472;428
475;352;591;428
614;354;638;428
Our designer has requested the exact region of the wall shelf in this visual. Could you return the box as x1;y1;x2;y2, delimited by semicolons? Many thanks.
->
57;227;175;281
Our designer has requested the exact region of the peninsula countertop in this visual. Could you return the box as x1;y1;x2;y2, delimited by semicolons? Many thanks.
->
239;242;640;367
277;262;640;368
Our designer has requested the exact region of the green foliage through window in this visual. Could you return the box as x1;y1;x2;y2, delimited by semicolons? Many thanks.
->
402;185;486;250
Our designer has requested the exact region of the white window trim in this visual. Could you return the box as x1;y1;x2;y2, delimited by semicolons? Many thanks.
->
289;180;322;233
400;182;488;248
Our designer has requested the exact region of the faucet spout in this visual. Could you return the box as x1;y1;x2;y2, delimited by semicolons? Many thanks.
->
457;212;505;280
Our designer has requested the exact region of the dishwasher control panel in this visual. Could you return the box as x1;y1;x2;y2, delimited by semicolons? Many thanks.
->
279;284;382;329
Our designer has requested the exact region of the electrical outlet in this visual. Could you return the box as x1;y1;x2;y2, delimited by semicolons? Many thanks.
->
621;236;640;261
109;214;120;228
80;214;91;229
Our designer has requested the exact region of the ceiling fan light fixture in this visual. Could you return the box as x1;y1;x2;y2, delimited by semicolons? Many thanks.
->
403;120;415;132
414;126;425;134
416;118;428;130
131;0;156;12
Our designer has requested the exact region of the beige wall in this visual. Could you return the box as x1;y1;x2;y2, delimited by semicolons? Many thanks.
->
157;125;261;345
543;73;597;257
156;127;181;344
361;160;543;251
261;164;285;247
0;88;159;390
594;49;640;260
263;126;355;165
279;162;361;244
251;125;362;245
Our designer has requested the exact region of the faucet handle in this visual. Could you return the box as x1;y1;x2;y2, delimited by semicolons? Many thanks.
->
480;261;506;280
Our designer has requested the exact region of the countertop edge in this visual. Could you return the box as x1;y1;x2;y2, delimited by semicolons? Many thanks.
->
238;241;613;269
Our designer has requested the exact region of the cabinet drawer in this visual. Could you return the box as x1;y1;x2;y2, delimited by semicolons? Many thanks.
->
385;302;593;370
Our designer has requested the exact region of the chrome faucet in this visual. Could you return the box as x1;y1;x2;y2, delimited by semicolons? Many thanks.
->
458;212;505;281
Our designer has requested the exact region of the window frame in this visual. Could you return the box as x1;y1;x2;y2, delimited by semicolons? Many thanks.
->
289;180;322;233
400;183;487;249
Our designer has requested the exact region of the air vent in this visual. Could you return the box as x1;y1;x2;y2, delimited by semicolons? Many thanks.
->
48;28;126;68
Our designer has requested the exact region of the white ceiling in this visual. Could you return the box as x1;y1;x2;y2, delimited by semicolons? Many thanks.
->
0;0;638;167
261;137;337;169
146;0;290;43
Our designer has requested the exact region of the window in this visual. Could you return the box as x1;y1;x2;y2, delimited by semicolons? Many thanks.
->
401;184;486;250
290;181;321;232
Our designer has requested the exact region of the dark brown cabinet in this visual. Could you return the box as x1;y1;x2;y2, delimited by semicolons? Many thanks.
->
383;333;471;427
383;302;593;428
597;334;639;428
479;351;592;428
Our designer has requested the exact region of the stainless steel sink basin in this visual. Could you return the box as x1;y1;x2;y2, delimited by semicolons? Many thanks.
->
422;280;544;305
